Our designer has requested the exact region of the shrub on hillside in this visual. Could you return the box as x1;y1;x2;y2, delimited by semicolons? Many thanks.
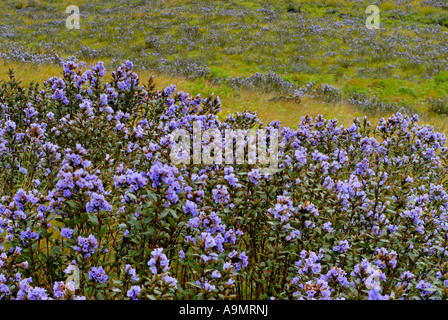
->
1;61;448;300
428;97;448;116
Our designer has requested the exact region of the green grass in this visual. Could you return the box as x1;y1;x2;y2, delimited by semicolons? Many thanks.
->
2;0;448;133
3;58;448;135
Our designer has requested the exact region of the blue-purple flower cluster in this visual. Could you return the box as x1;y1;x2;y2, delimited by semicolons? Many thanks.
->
1;60;448;300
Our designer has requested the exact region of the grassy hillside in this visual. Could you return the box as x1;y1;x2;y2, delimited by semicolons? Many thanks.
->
3;1;448;302
1;0;448;131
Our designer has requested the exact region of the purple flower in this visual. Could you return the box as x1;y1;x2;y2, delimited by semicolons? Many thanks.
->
333;240;350;253
248;169;261;184
27;287;48;300
124;264;139;282
416;280;433;297
74;235;98;258
127;286;141;300
53;281;67;299
20;227;39;244
184;200;199;217
163;275;178;288
212;185;230;204
179;250;186;259
92;61;106;78
368;288;387;300
61;228;73;239
188;217;201;229
147;248;170;274
86;192;112;212
89;266;108;284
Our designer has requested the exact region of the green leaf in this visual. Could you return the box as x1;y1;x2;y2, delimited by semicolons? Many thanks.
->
146;190;158;202
88;213;99;226
159;209;171;219
51;246;60;256
67;200;78;209
143;227;155;237
168;217;176;227
55;217;65;224
127;193;137;201
100;225;108;237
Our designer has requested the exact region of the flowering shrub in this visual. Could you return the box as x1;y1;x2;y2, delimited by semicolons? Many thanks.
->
3;0;448;118
428;97;448;116
1;60;448;300
347;90;417;115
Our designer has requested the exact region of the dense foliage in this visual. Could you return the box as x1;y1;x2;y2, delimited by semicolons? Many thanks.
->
2;0;448;116
1;61;448;300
